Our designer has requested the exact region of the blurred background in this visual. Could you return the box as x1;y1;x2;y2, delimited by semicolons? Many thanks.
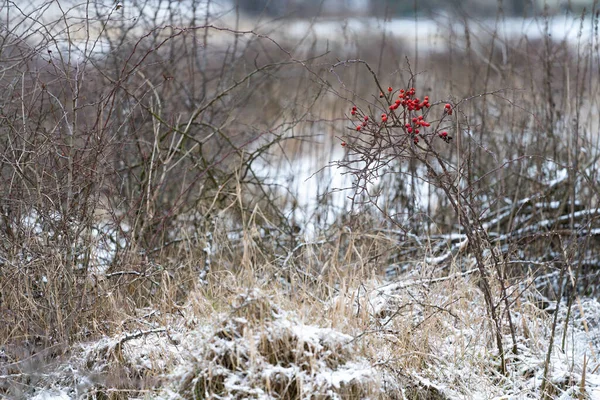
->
236;0;588;17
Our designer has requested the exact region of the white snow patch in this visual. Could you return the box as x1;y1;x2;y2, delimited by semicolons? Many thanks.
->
30;389;71;400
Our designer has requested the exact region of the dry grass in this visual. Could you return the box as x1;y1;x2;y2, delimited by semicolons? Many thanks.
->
3;251;595;398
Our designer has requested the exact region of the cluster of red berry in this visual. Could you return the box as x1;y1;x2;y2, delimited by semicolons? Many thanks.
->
405;115;430;143
439;130;452;143
352;109;370;132
346;86;454;147
381;87;432;113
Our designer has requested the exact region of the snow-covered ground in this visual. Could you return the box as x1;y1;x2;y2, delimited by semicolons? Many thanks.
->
8;279;600;399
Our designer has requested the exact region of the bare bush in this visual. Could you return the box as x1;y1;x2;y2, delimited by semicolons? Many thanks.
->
0;0;328;348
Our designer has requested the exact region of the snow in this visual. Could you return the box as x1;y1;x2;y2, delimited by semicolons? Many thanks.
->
30;389;71;400
10;280;600;399
162;296;379;399
343;276;600;399
324;361;375;389
16;210;126;275
255;150;352;233
545;168;570;187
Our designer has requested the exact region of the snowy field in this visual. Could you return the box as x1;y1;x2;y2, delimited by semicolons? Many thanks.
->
2;2;600;399
13;282;600;399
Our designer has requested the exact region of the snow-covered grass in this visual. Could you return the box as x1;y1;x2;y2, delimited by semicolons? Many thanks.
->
8;263;599;399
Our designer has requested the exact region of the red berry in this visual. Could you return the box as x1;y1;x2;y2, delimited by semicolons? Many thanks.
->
341;141;347;146
388;86;393;92
356;125;362;131
445;103;451;109
351;110;356;115
364;116;369;121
